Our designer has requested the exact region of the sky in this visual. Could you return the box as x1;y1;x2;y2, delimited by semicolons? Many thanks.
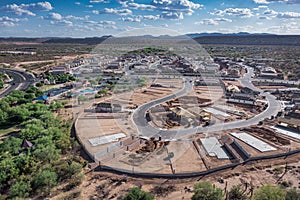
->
0;0;299;37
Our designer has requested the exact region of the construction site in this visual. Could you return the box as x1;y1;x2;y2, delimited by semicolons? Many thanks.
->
75;74;300;176
71;44;300;199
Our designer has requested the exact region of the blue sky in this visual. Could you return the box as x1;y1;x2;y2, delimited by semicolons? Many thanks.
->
0;0;299;37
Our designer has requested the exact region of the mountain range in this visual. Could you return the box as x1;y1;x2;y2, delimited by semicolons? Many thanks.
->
0;32;299;46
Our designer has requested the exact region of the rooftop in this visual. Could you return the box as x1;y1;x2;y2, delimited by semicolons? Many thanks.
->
200;137;230;159
231;132;276;152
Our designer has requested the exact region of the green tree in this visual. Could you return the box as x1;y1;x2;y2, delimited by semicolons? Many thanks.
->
253;185;285;200
0;85;85;198
33;140;61;163
38;113;61;128
20;122;44;141
66;161;82;178
97;76;103;82
286;188;300;200
227;185;248;200
138;77;147;87
0;73;4;89
123;187;154;200
33;170;57;195
49;101;63;111
98;89;108;95
0;137;22;155
24;92;35;101
192;181;224;200
77;95;88;104
15;153;38;175
9;180;31;198
67;172;84;189
35;82;44;87
0;99;10;112
89;79;97;86
9;106;31;123
26;86;43;97
0;156;20;190
0;109;8;125
55;160;81;181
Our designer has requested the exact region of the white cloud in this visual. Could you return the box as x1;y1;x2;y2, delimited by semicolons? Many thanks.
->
195;18;232;26
259;16;272;20
2;4;36;16
126;2;156;10
104;8;132;15
50;20;73;27
75;2;81;5
33;2;53;11
277;11;300;18
143;15;160;20
90;0;110;3
90;0;105;3
152;0;202;10
160;11;184;20
84;20;118;30
151;0;203;19
253;5;269;11
100;20;116;25
44;12;91;27
211;8;253;18
119;17;141;22
267;22;300;33
1;2;53;16
253;0;300;4
0;16;21;22
0;21;15;27
263;9;277;15
253;0;270;3
258;5;269;8
0;16;24;27
46;12;62;20
65;15;89;21
234;25;254;32
92;10;100;14
195;19;218;26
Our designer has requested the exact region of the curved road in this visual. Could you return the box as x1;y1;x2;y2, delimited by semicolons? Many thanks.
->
0;68;35;98
132;65;281;140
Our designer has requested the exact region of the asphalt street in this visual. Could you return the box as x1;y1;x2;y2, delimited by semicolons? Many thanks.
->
132;66;282;140
0;68;35;98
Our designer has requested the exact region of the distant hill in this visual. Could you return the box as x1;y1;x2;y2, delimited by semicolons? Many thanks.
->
0;36;112;45
0;34;299;46
0;37;49;43
42;36;112;44
185;32;276;38
193;35;300;46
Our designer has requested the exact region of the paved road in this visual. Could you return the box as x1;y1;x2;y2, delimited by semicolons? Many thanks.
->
0;68;35;98
239;66;262;93
132;65;282;140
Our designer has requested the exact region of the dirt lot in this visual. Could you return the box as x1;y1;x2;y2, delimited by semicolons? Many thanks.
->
222;80;243;88
75;78;185;171
130;78;183;106
50;153;300;200
72;76;300;200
